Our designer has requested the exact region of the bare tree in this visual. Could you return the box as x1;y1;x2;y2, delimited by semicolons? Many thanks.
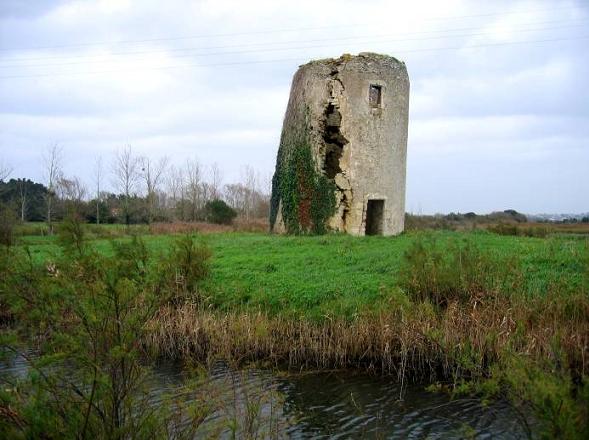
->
43;144;63;234
224;183;245;212
57;176;87;201
140;155;169;224
17;179;27;221
185;158;202;221
57;176;87;217
241;165;258;221
166;165;185;221
223;166;270;221
262;172;272;198
112;145;139;225
0;158;13;181
208;162;223;201
93;156;103;224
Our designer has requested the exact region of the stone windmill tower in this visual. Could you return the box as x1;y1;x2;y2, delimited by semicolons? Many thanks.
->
270;53;409;236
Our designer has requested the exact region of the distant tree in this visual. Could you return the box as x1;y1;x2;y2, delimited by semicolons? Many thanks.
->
101;192;124;224
165;165;186;221
56;176;86;218
185;158;202;221
112;145;140;226
42;144;63;234
582;217;589;224
204;199;237;225
0;158;13;182
0;179;48;221
85;199;110;224
93;156;103;225
224;183;246;213
140;155;168;224
503;209;527;223
208;162;223;201
241;165;258;221
17;180;27;221
223;166;270;221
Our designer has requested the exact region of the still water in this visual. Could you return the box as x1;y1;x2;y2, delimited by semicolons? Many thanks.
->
2;353;531;439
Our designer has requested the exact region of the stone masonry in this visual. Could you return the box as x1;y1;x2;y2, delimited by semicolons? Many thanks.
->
270;53;409;236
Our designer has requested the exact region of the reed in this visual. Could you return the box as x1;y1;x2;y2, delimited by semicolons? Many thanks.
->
145;291;588;382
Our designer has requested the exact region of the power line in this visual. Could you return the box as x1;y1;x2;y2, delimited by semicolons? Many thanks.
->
0;21;584;70
0;5;582;53
0;34;586;80
0;18;583;66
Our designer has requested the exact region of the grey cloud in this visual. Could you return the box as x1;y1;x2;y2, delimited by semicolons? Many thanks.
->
1;0;588;214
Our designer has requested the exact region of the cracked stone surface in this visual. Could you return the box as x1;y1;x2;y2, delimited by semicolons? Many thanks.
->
272;52;409;236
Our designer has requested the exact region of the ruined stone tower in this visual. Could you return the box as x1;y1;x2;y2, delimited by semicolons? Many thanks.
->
270;52;409;236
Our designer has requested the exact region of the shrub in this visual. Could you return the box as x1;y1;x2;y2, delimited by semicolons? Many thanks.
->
159;235;212;303
204;199;237;225
0;205;18;248
488;223;519;236
57;214;86;256
497;356;589;440
398;235;515;306
1;227;214;438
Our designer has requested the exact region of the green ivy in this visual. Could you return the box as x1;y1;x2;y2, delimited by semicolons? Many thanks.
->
270;108;336;235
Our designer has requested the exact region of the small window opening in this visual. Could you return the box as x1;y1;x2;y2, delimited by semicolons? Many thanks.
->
365;199;385;235
369;85;382;108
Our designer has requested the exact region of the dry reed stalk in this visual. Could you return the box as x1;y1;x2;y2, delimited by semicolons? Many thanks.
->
143;294;589;383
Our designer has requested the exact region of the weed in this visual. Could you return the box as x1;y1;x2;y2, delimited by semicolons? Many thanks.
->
397;235;516;306
158;235;212;303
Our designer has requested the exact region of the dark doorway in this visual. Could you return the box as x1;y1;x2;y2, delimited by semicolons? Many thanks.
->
365;200;385;235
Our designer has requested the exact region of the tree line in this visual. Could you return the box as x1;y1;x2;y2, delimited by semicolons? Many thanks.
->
0;144;270;230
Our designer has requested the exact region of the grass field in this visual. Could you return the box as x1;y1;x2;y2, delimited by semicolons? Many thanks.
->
4;223;589;437
16;228;588;319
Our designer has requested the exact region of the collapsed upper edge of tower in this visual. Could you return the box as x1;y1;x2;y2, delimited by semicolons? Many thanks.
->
300;52;406;69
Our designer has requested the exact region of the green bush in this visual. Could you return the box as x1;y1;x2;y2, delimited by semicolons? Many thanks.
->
204;199;237;225
159;235;212;303
57;215;86;256
494;356;589;440
0;228;213;438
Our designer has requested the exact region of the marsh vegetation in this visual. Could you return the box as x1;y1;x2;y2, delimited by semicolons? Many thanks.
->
1;220;588;438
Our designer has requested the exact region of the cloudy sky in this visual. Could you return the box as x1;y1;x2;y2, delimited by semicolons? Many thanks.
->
0;0;587;214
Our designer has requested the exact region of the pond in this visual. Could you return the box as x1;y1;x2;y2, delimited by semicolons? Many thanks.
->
1;353;532;439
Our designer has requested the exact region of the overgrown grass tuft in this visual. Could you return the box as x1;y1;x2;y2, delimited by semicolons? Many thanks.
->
397;235;520;306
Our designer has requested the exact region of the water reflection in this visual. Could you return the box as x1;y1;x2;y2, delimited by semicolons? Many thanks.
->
278;371;529;439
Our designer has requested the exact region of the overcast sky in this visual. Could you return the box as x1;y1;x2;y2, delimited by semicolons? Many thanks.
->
0;0;587;214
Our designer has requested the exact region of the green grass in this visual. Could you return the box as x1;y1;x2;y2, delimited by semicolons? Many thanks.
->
6;225;589;438
15;228;588;319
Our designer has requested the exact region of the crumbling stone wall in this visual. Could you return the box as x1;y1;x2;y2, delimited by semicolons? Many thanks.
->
270;53;409;236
